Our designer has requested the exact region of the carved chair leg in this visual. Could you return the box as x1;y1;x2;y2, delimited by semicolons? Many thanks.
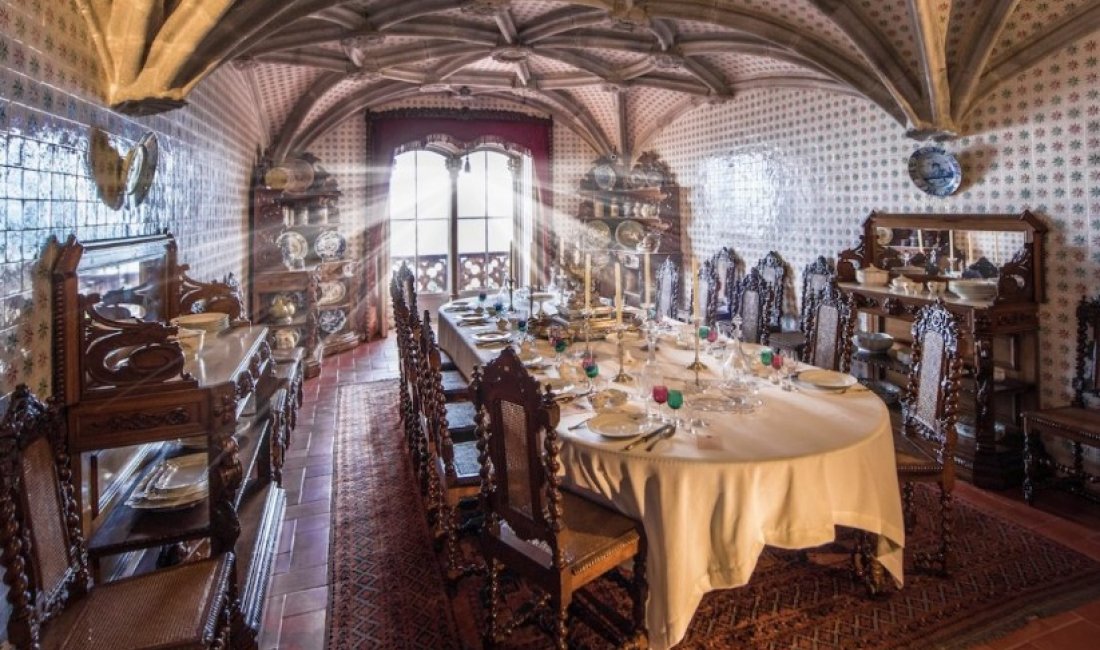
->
901;482;915;534
552;594;572;650
939;483;954;577
1023;424;1038;505
484;558;501;648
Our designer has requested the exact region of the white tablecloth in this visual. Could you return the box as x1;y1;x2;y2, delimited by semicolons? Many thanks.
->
436;304;904;650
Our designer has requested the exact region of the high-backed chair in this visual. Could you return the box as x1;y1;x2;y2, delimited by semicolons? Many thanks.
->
654;257;680;321
0;386;236;650
803;283;854;372
770;256;836;357
1023;294;1100;504
732;269;771;345
712;247;741;322
896;301;962;576
418;310;480;583
472;348;648;649
753;250;789;331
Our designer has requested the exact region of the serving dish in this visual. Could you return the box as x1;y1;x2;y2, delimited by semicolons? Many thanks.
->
615;220;645;248
908;146;962;196
855;266;889;286
172;312;229;334
318;309;347;335
949;279;997;301
853;331;894;353
314;230;347;261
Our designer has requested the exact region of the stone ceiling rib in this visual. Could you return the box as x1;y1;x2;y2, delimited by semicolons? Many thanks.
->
948;0;1020;125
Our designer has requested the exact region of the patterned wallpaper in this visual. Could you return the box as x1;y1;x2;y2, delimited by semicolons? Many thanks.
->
648;34;1100;409
0;0;266;398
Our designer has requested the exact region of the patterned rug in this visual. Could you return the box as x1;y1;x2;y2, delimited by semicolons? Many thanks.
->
329;381;1100;649
327;382;460;649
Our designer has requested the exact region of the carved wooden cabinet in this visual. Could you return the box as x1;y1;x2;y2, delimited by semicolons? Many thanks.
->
51;233;289;644
574;152;681;306
837;211;1046;489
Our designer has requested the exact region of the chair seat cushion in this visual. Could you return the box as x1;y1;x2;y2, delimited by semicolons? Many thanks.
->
434;440;480;488
441;369;470;401
445;401;478;442
495;489;641;579
43;555;233;650
893;431;944;477
439;349;459;372
1025;406;1100;444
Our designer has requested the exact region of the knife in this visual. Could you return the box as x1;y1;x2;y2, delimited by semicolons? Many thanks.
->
622;424;673;451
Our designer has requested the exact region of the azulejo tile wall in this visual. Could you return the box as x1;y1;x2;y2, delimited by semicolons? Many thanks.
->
0;0;265;398
649;34;1100;409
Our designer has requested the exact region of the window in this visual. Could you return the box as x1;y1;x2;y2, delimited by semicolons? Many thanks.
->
390;148;530;296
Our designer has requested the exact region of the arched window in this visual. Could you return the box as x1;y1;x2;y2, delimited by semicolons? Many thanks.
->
389;148;532;299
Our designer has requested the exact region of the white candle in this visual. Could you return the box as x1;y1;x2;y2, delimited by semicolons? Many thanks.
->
615;262;623;324
917;229;924;249
643;253;652;306
967;232;974;266
692;258;700;319
948;230;955;270
558;236;564;265
530;240;537;287
584;254;592;311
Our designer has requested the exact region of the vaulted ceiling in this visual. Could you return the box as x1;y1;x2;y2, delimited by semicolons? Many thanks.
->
76;0;1100;162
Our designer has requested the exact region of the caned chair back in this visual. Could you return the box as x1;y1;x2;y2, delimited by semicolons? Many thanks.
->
654;257;679;321
754;251;788;330
902;301;962;459
733;269;770;344
395;261;417;318
0;386;91;646
693;260;721;325
712;248;741;315
472;348;565;566
1073;294;1100;406
799;256;835;334
804;284;853;372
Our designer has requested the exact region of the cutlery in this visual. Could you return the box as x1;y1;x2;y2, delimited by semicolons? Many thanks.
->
554;390;593;404
645;425;677;452
622;424;672;451
567;415;596;430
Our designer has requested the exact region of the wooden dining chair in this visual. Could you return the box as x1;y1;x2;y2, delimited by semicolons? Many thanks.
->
712;247;742;322
802;282;854;372
418;310;481;583
472;347;648;649
1023;293;1100;504
654;257;680;321
0;386;236;650
896;300;962;576
770;256;836;357
732;268;771;344
753;250;789;332
693;258;721;325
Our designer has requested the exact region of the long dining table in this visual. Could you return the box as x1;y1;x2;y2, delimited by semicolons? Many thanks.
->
436;302;905;650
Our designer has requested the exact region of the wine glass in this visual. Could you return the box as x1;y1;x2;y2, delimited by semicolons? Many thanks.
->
516;317;528;346
583;360;600;393
770;351;783;384
779;350;799;390
667;389;684;428
478;291;488;311
552;331;569;366
652;384;669;422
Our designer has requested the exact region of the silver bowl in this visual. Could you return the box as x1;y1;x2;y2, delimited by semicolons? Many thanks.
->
853;331;894;353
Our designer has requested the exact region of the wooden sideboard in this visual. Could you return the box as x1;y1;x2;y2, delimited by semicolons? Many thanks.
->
51;233;291;644
837;211;1046;489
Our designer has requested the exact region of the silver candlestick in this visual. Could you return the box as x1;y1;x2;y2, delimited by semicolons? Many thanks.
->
612;323;633;384
687;315;707;374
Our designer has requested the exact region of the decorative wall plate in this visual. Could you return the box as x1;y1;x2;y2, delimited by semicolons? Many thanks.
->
317;280;347;306
276;231;308;265
615;220;645;248
314;230;347;261
132;132;158;206
875;227;893;246
585;221;611;248
907;147;962;196
593;164;617;190
318;309;347;335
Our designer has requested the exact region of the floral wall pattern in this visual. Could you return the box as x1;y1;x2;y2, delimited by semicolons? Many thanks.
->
649;33;1100;409
0;0;265;398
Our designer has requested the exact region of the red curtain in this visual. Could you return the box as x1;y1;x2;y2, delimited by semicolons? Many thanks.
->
363;109;554;336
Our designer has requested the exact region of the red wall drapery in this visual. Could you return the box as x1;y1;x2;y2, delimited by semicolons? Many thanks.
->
364;110;554;334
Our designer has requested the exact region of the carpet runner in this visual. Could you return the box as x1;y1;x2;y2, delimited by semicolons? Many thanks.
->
329;381;1100;649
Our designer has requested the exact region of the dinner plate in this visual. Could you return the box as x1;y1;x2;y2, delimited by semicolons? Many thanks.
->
443;304;472;312
586;412;647;438
591;388;628;411
521;355;544;367
795;369;858;391
473;331;511;343
458;316;490;326
543;378;575;394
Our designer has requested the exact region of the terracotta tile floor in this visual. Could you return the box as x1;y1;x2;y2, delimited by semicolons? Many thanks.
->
259;337;1100;650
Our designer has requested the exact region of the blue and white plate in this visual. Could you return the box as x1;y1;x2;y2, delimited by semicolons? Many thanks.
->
314;230;347;261
318;309;347;335
908;147;961;196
